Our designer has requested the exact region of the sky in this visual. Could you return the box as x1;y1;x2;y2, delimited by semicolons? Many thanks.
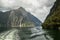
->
0;0;56;22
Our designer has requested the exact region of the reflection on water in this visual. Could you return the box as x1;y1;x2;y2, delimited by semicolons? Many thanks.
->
46;29;60;40
0;26;60;40
13;27;49;40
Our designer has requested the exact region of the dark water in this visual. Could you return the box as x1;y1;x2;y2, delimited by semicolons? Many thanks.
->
0;26;60;40
46;29;60;40
17;27;60;40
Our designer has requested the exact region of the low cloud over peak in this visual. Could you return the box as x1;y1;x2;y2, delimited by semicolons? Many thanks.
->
0;0;56;22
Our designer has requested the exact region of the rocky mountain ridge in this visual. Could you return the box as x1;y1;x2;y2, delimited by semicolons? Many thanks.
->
0;7;41;32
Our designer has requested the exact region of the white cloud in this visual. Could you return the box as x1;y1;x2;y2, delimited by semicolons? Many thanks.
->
0;0;56;22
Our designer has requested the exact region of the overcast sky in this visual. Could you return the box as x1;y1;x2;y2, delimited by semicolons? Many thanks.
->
0;0;56;22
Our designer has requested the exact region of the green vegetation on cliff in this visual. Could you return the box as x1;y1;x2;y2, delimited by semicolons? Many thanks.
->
42;0;60;29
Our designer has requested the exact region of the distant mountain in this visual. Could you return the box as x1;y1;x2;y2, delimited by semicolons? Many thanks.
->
26;12;41;26
0;11;11;27
0;7;41;28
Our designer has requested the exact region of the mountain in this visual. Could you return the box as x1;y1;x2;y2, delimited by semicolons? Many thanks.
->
0;7;41;28
27;12;41;26
8;7;42;27
42;0;60;29
0;11;11;27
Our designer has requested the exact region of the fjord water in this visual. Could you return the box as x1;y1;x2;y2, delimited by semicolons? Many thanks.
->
46;29;60;40
0;26;57;40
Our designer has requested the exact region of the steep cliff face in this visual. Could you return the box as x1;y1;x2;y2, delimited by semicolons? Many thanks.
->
0;7;41;32
0;7;41;28
42;0;60;29
7;7;28;27
8;7;41;27
0;11;11;27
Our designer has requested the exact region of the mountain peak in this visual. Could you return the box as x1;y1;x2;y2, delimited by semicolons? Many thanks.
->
18;7;24;9
18;7;26;11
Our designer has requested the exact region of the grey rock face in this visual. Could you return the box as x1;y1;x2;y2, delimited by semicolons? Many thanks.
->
0;7;41;32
